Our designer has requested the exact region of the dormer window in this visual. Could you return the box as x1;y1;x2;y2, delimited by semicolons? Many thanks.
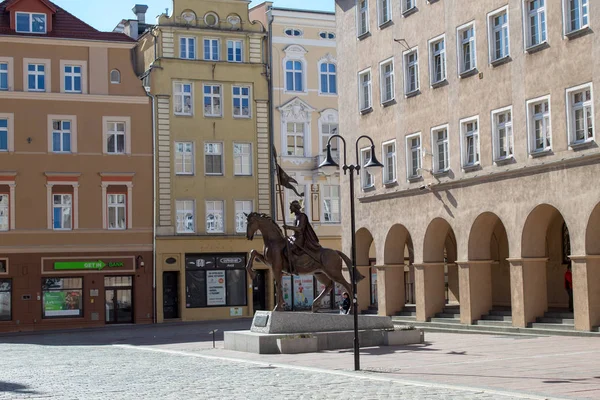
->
16;12;46;34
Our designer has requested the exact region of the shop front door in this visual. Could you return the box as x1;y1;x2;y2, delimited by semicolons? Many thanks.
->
163;272;179;319
253;270;267;312
105;276;133;324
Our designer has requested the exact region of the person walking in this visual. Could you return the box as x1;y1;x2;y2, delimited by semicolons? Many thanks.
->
565;263;574;312
340;292;351;315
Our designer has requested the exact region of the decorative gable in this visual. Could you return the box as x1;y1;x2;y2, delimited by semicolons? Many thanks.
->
5;0;56;34
278;97;316;122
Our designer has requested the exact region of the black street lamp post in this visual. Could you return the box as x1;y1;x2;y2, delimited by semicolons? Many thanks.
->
319;134;384;371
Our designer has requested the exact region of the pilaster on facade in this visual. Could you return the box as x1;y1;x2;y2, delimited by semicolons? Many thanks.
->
161;29;175;58
44;172;81;230
256;100;271;215
156;95;173;233
0;172;17;230
249;36;262;64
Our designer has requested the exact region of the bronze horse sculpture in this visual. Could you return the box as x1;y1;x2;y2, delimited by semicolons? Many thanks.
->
244;212;363;312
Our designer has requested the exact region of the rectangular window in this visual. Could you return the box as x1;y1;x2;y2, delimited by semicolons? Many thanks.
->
42;278;83;318
359;69;372;111
175;142;194;175
0;194;8;231
64;65;82;93
361;147;374;189
461;117;480;167
107;194;126;230
402;0;416;13
432;126;449;172
232;86;250;118
566;0;589;33
378;0;391;26
227;40;243;62
406;134;421;179
0;279;10;321
27;63;45;91
492;107;514;161
321;123;339;160
176;200;195;233
174;82;193;115
429;36;446;84
404;49;419;95
203;84;222;117
527;97;551;153
457;23;476;74
52;120;71;153
286;122;305;157
489;8;510;61
16;12;46;34
567;84;594;145
322;185;340;223
526;0;547;48
234;143;252;176
205;142;223;175
382;140;396;184
204;39;220;61
285;60;304;92
206;200;224;233
380;59;394;103
106;121;126;154
235;200;252;233
357;0;370;36
53;194;72;230
180;37;196;59
0;63;8;91
320;62;337;94
0;118;8;151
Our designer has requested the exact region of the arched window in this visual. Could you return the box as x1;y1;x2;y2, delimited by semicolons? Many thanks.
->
110;69;121;84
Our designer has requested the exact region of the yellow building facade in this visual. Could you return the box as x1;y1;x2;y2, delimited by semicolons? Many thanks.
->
136;0;270;323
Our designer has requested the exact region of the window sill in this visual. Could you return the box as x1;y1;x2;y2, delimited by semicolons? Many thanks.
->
569;140;596;151
525;42;549;54
459;68;478;79
176;232;197;235
529;149;553;158
407;175;423;183
175;173;195;177
204;115;223;119
383;180;398;188
431;79;448;89
205;174;224;177
566;26;592;40
402;7;418;18
360;107;373;115
432;169;450;178
462;163;481;172
318;92;338;97
378;20;393;30
381;98;396;107
362;185;376;192
405;90;420;98
357;31;371;41
494;156;515;166
490;56;512;68
174;113;194;117
233;115;252;119
234;174;253;177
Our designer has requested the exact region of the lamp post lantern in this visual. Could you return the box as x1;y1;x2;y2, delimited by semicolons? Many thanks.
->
319;134;383;371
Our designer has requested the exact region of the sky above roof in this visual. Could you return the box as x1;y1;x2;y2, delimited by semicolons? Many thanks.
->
50;0;335;32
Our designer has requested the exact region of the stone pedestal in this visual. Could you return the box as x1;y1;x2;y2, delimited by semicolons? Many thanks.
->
250;311;394;333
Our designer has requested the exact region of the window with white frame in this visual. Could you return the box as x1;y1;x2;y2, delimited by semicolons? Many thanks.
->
175;142;194;175
527;97;551;153
429;36;446;84
235;200;252;233
320;121;339;159
357;0;370;36
232;86;250;118
227;40;243;62
402;0;416;14
0;63;7;91
380;59;394;103
404;49;419;94
63;65;82;93
322;185;340;223
457;23;476;74
432;126;449;173
525;0;547;48
565;0;589;34
320;62;337;94
358;69;372;111
176;200;195;233
52;120;72;153
206;200;224;233
361;147;375;189
0;194;8;231
0;118;8;151
27;63;45;91
205;142;223;175
489;8;510;62
203;84;222;117
382;140;396;184
107;194;126;230
567;84;594;145
53;194;72;230
492;107;514;160
106;121;126;154
378;0;391;26
15;12;46;34
174;82;193;115
285;60;304;92
234;143;252;176
461;117;480;167
204;38;219;61
286;122;305;156
180;37;196;59
406;134;421;178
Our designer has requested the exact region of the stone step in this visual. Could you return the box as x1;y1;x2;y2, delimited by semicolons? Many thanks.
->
403;305;417;312
393;316;416;322
396;311;416;317
537;317;575;324
529;323;575;331
544;312;574;319
435;313;461;319
489;310;513;317
475;319;513;327
429;318;461;324
361;309;378;315
481;315;513;322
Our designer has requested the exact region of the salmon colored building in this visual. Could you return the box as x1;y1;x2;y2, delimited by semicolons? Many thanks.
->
0;0;153;332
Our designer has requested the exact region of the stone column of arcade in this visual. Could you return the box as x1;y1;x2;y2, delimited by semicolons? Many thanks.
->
458;260;493;324
414;262;445;322
376;264;405;316
509;258;548;328
571;256;600;331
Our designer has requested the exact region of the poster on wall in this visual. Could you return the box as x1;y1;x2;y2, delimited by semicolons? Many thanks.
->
317;282;332;309
281;275;292;311
206;270;226;306
43;291;82;317
293;275;314;311
334;283;344;308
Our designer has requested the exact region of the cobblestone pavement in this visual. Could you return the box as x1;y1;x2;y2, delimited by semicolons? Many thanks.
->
0;341;549;400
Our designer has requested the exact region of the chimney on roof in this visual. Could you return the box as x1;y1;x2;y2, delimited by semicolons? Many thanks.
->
132;4;149;25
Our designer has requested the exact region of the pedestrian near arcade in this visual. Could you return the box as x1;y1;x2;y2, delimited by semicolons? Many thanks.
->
565;263;574;312
340;292;351;314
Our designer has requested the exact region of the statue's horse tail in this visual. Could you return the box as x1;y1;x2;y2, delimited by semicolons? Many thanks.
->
336;250;365;283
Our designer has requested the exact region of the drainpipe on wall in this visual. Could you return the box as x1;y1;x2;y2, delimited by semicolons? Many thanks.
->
267;8;276;219
144;86;157;325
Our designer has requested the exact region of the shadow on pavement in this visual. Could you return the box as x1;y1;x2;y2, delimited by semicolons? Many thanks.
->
0;381;39;395
335;342;440;356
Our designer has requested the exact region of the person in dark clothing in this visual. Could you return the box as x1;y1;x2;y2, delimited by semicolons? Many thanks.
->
340;292;351;314
565;263;573;312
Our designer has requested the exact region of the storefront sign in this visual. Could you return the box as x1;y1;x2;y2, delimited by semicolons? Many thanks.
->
230;307;243;316
186;255;216;269
206;270;226;306
217;256;245;269
54;261;124;271
43;291;81;317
